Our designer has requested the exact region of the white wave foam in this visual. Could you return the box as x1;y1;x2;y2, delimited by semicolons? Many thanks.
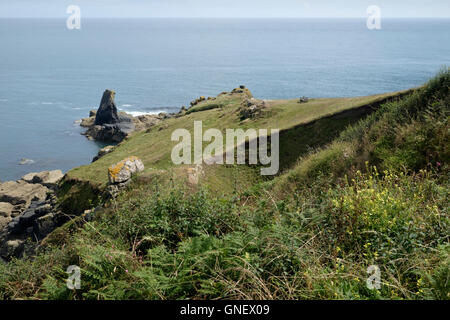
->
19;158;35;165
125;110;166;117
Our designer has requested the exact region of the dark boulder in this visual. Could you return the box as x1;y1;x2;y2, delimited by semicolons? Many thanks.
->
6;218;21;234
83;90;136;142
33;213;56;240
95;90;120;125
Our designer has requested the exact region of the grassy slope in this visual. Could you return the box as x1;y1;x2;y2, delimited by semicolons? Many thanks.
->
67;89;407;187
58;89;407;213
1;71;448;300
269;71;449;198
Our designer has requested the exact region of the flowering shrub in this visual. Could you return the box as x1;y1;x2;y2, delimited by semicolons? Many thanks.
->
327;166;448;256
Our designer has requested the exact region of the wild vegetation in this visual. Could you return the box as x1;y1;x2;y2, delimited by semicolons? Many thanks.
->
0;70;448;300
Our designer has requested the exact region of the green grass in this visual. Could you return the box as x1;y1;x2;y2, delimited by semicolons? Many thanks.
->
0;70;448;300
61;88;406;214
67;88;407;187
270;70;449;197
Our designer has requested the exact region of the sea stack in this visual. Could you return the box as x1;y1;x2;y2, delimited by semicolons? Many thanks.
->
82;89;136;142
79;89;177;142
95;90;120;125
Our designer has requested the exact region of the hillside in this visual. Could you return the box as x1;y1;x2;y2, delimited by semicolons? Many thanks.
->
59;87;410;213
68;89;407;185
0;70;448;300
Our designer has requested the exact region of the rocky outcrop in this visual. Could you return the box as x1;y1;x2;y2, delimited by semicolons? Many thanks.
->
187;164;204;185
92;145;115;162
0;170;65;261
0;216;11;231
188;86;253;110
85;120;134;142
21;170;64;189
231;85;253;97
0;193;60;260
83;90;135;142
0;180;49;211
190;96;207;107
298;96;309;103
6;196;55;236
95;90;120;125
133;114;165;131
82;86;255;141
0;203;14;230
106;156;145;198
108;156;144;184
79;110;97;127
0;202;13;218
80;90;175;142
238;98;266;120
80;116;95;128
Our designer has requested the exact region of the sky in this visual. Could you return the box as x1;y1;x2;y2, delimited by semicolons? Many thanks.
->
1;0;450;18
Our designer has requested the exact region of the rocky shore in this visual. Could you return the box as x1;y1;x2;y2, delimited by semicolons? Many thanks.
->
0;89;175;262
0;161;146;262
0;154;147;262
0;170;63;261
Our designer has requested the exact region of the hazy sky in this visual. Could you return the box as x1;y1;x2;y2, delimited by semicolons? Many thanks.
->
1;0;450;18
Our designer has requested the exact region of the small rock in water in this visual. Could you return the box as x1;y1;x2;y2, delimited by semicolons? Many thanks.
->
19;158;35;165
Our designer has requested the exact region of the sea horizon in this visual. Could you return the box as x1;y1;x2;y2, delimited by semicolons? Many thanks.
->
1;17;449;181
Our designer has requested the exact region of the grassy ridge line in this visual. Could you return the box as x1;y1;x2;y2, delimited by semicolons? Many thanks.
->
66;90;408;186
269;70;448;197
275;89;414;173
57;89;411;213
199;89;415;193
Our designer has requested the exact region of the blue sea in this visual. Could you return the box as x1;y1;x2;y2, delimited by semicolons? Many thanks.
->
0;18;449;181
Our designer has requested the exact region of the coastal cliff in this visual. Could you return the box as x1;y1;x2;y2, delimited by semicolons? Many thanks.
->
0;70;448;300
0;85;415;261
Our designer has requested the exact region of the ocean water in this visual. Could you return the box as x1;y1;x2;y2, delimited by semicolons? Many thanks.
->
0;18;449;181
